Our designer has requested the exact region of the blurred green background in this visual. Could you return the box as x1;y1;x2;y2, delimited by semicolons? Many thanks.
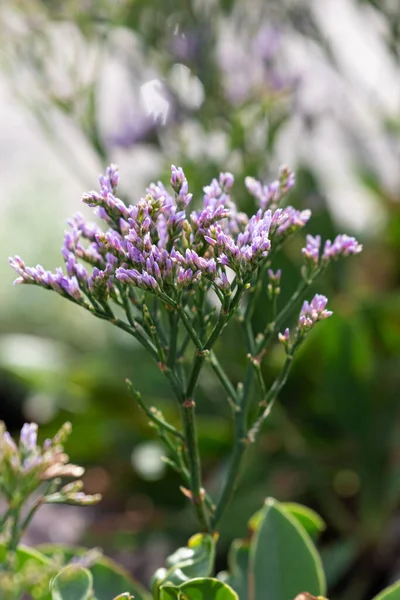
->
0;1;399;599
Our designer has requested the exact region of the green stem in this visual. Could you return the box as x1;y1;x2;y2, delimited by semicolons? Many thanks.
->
248;350;296;442
168;310;179;368
182;399;210;531
158;430;215;514
177;304;204;349
256;277;313;354
211;304;256;530
111;317;159;360
208;352;239;404
211;406;248;530
0;508;11;531
126;380;184;441
121;289;137;328
8;507;21;553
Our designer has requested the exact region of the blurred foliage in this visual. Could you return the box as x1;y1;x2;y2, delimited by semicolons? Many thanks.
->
0;1;399;600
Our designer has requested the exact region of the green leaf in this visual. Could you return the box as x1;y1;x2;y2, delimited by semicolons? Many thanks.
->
38;544;151;600
249;503;325;541
50;565;93;600
159;578;239;599
250;498;326;600
151;533;216;594
281;504;326;540
372;581;400;600
218;540;250;600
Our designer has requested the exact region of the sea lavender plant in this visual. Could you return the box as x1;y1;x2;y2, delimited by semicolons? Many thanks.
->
8;163;362;538
0;421;100;553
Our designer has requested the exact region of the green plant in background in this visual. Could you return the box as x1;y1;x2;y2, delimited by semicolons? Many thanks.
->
3;161;393;600
1;425;400;600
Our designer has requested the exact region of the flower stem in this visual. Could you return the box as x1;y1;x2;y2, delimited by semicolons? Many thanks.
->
126;380;184;441
211;405;248;530
182;398;210;531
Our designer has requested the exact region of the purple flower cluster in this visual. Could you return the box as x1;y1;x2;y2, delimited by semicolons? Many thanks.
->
278;293;333;347
302;233;362;265
9;164;298;302
9;256;85;303
1;421;78;482
245;165;295;211
298;294;332;331
9;163;361;315
0;421;100;506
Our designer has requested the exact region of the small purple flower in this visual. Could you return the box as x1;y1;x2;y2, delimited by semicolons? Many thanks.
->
245;166;295;211
268;268;281;282
99;164;119;196
3;431;18;454
278;165;295;193
20;423;38;451
302;234;321;264
245;177;279;211
170;165;192;209
219;172;234;191
323;234;362;261
170;165;186;193
278;327;290;344
298;294;332;332
274;207;311;237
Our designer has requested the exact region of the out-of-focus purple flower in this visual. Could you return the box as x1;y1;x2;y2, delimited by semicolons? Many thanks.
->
171;165;192;209
267;268;281;282
267;268;281;298
253;25;282;62
99;164;119;196
245;177;279;211
217;24;297;105
0;421;98;510
298;294;332;332
323;234;362;261
20;423;38;451
302;234;321;264
278;165;295;193
278;327;290;345
245;166;295;211
274;207;311;237
108;114;156;149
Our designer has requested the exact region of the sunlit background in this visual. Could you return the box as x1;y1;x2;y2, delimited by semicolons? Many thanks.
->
1;1;399;598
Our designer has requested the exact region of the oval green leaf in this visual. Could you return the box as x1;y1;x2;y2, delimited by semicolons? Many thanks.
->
281;503;326;540
38;544;151;600
249;503;325;540
250;498;326;600
50;565;93;600
160;577;239;600
372;581;400;600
